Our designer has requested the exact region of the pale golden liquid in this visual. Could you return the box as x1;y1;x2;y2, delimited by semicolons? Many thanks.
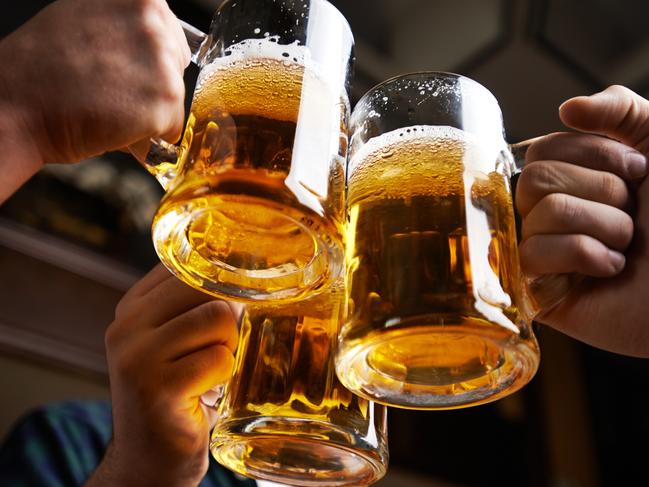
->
210;284;388;486
336;127;539;409
152;57;345;302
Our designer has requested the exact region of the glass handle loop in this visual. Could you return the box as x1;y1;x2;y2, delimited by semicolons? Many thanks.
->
132;20;208;190
510;136;545;174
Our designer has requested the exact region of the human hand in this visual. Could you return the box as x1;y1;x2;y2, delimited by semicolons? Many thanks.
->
516;85;649;357
0;0;189;169
95;265;239;487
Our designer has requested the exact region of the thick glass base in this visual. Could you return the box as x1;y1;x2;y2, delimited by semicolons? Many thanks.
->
336;316;540;410
152;190;342;303
210;417;388;486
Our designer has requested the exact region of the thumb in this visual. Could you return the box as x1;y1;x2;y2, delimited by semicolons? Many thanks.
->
559;85;649;154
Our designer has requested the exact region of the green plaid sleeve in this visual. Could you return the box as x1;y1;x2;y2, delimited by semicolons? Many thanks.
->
0;401;256;487
0;401;113;487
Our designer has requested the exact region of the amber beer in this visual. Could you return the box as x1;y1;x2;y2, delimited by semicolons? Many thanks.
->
152;38;347;301
209;281;388;486
336;125;539;409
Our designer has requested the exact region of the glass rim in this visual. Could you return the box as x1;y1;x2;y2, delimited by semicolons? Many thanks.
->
355;70;498;109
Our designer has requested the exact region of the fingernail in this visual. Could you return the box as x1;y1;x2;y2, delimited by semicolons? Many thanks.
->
608;250;626;273
625;150;648;180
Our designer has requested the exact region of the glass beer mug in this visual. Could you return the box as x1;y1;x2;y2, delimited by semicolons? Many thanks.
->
138;0;354;303
206;279;389;486
336;72;570;410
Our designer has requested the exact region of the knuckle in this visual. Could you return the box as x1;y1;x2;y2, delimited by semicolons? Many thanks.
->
134;2;165;41
197;301;228;326
112;347;138;378
616;213;634;248
525;132;562;163
523;161;557;195
606;84;634;98
570;235;597;266
104;321;121;351
114;297;132;321
598;172;622;202
590;140;610;165
544;193;578;221
169;72;187;103
153;64;186;105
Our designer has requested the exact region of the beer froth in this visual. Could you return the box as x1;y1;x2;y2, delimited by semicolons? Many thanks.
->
349;125;487;201
194;36;346;122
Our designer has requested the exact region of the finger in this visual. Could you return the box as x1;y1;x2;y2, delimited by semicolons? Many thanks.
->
127;263;172;298
155;0;192;71
516;160;631;217
524;132;647;182
169;15;192;71
165;344;235;398
559;85;649;155
116;264;173;317
126;139;152;164
519;234;626;278
158;65;186;144
154;301;239;360
521;194;633;251
130;276;214;328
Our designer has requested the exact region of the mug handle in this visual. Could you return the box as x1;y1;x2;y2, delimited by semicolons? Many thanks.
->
129;20;209;190
509;138;584;318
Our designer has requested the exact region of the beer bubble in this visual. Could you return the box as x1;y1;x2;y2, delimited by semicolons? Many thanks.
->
254;27;261;34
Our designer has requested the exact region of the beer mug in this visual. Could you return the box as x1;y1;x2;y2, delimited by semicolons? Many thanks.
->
336;72;569;410
138;0;354;303
207;279;389;486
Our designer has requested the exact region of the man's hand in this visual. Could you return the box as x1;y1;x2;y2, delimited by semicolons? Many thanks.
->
517;85;649;357
88;265;239;487
0;0;190;201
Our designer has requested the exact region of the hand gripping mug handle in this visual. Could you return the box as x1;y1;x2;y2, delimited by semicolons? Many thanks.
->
510;138;584;319
129;20;209;190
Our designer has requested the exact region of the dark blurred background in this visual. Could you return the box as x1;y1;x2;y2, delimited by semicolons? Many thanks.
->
1;1;649;486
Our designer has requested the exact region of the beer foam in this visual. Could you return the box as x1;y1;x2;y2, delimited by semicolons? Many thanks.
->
215;36;309;71
348;125;504;202
194;36;346;122
350;125;473;173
